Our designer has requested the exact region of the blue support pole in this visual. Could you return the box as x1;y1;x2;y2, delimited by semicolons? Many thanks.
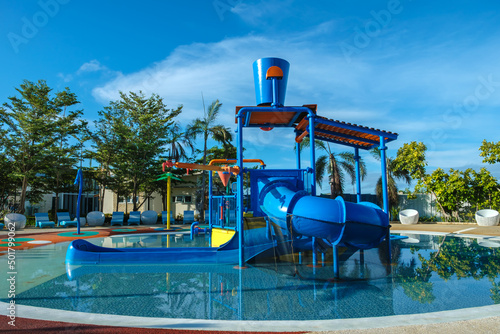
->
380;136;392;265
354;148;361;203
379;136;389;213
271;78;279;107
312;236;317;266
333;246;339;279
295;140;301;169
237;114;245;268
74;169;83;235
308;115;316;196
360;249;365;279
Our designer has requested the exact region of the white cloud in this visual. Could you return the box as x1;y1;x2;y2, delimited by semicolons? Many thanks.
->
57;72;73;82
231;0;294;26
77;59;108;75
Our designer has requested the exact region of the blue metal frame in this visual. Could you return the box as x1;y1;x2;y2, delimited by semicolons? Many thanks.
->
354;148;362;203
379;136;389;214
236;106;316;268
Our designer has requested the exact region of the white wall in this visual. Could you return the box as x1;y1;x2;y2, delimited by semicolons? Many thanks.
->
100;173;200;216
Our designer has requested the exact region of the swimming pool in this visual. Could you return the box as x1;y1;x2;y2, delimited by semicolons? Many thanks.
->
1;232;500;325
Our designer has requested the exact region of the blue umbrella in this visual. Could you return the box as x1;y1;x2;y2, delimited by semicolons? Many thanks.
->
74;169;83;235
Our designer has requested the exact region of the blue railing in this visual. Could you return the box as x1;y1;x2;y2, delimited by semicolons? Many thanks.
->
210;195;237;229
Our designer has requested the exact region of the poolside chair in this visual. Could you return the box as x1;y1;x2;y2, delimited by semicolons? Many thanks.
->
161;211;174;225
183;210;194;225
56;212;78;228
141;210;158;225
34;213;55;228
110;211;124;226
127;211;141;225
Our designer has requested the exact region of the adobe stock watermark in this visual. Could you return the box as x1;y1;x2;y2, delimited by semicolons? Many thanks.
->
338;0;406;63
6;220;17;327
427;74;500;154
213;0;242;21
7;0;70;54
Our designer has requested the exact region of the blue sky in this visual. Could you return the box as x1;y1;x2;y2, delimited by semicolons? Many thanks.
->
2;0;500;194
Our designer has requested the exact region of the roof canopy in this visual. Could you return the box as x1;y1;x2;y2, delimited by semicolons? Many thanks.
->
295;115;397;150
235;105;397;150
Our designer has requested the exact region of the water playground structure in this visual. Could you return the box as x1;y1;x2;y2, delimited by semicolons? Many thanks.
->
66;58;399;278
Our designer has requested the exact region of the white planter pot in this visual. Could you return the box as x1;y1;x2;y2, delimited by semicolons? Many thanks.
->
399;209;419;225
475;209;500;226
141;210;158;225
4;213;27;230
87;211;105;226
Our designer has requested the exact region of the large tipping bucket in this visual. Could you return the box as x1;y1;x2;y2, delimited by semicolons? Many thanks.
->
253;57;290;106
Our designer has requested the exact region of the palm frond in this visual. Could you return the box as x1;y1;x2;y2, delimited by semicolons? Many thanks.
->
370;147;381;161
315;155;328;189
206;100;222;123
210;125;233;145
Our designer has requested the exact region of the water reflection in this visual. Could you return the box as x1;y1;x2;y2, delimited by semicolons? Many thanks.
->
393;234;500;305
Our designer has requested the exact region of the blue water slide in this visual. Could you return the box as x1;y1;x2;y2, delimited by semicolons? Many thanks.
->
65;228;276;265
257;177;389;249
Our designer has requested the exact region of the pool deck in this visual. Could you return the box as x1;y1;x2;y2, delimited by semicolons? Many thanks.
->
1;222;500;333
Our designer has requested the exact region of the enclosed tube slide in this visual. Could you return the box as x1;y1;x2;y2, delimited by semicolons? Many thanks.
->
257;177;389;249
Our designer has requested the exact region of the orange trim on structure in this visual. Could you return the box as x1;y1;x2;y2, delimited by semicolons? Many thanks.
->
266;66;284;79
173;162;240;175
209;159;265;166
295;131;308;143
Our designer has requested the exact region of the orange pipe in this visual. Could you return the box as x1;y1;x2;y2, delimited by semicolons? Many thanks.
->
172;162;240;175
208;159;265;166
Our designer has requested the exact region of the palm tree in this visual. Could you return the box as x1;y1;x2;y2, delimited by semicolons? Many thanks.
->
300;137;366;198
186;99;233;220
166;122;195;162
371;147;411;212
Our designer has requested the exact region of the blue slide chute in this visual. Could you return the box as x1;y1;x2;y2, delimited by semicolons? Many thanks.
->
257;177;389;249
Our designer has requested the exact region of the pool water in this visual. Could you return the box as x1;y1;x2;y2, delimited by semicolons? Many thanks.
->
1;232;500;320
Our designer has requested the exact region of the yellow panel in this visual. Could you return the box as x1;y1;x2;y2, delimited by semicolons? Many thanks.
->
211;228;236;247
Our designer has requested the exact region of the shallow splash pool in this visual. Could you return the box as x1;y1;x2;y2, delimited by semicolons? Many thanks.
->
1;231;500;324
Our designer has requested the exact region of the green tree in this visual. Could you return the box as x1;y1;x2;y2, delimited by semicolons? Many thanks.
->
0;154;19;212
471;168;500;210
0;80;84;214
187;99;233;219
424;168;469;220
479;140;500;164
165;123;195;162
104;91;181;212
371;147;411;211
89;106;122;211
299;137;366;198
393;142;448;220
